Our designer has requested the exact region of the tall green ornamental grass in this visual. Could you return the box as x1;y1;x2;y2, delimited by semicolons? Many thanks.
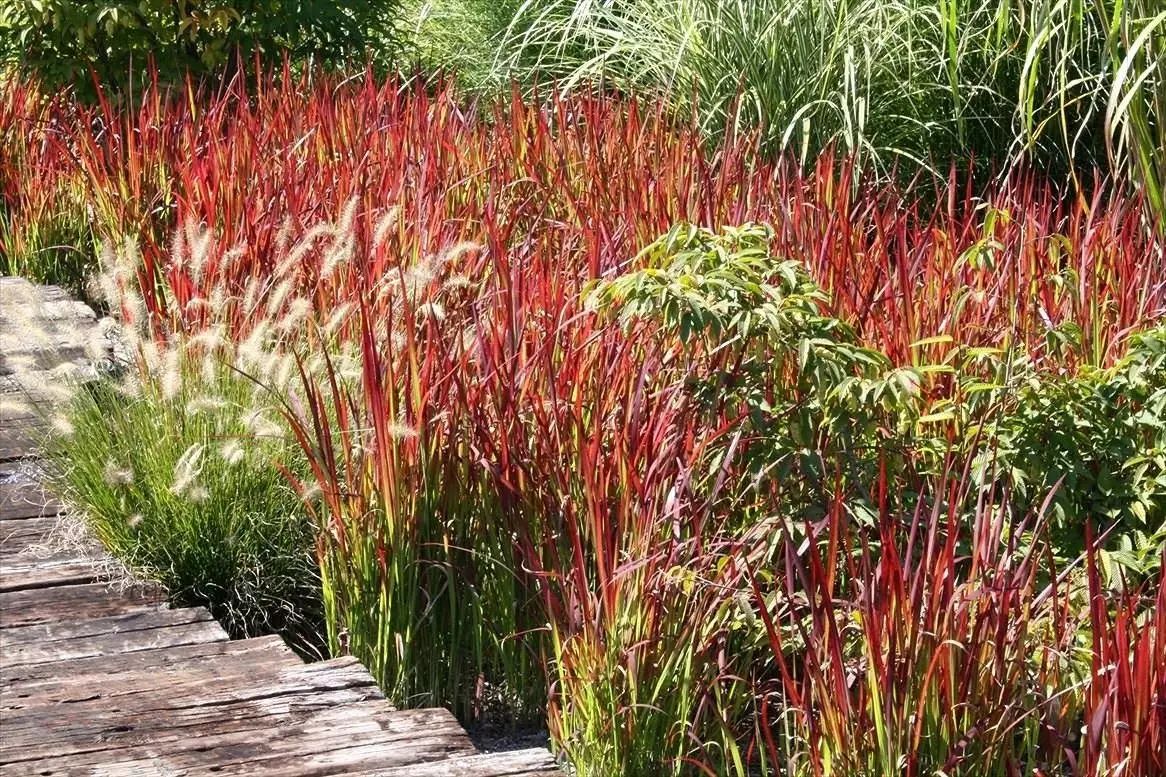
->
496;0;1165;197
34;240;323;653
41;363;322;650
398;0;526;88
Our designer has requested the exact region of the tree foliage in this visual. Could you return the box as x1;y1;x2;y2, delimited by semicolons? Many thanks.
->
0;1;400;95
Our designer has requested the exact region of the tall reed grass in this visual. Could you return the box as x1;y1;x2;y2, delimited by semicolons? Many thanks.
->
496;0;1164;205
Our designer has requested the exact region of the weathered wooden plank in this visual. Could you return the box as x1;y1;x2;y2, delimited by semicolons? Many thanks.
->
0;617;226;667
0;425;38;462
2;705;476;777
0;606;227;665
0;555;105;592
0;605;215;646
0;403;38;423
0;514;101;559
0;684;380;764
0;414;42;428
361;749;561;776
0;581;163;629
0;480;63;520
0;516;59;551
0;279;94;318
5;639;321;706
1;632;285;684
1;541;103;565
0;658;399;765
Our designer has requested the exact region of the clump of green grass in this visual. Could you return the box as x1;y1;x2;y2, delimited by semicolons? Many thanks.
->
40;353;322;653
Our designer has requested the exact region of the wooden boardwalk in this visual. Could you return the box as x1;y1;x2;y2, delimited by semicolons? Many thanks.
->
0;278;558;776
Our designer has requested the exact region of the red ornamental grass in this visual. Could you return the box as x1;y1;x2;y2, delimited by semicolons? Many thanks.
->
1081;535;1166;776
0;80;86;266
752;473;1073;777
7;69;1159;373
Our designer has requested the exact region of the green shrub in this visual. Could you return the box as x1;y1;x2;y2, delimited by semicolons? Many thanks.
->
980;324;1166;574
588;222;928;520
0;0;403;96
591;223;1166;585
41;358;323;652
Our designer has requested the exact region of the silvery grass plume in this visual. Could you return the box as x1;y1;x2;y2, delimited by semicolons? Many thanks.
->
100;205;438;381
170;443;205;499
102;461;135;486
219;439;246;466
88;213;459;509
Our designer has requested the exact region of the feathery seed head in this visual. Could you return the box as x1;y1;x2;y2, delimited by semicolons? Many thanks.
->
437;241;480;268
278;222;333;277
320;235;354;280
219;243;247;272
161;348;183;400
243;277;263;316
189;324;226;352
442;274;473;291
97;269;120;307
265;279;294;320
116;375;143;399
404;260;437;292
323;302;354;336
276;297;313;335
208;284;228;316
274;216;294;257
243;407;284;440
274;354;296;391
220;439;246;466
170;443;204;496
372;205;401;249
387;422;419;440
415;301;446;323
102;461;135;486
186;395;228;415
138;338;162;373
238;322;272;371
201;353;217;385
50;413;75;437
184;220;213;284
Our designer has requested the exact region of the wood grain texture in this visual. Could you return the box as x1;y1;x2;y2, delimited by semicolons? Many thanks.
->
0;480;64;520
0;581;162;629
